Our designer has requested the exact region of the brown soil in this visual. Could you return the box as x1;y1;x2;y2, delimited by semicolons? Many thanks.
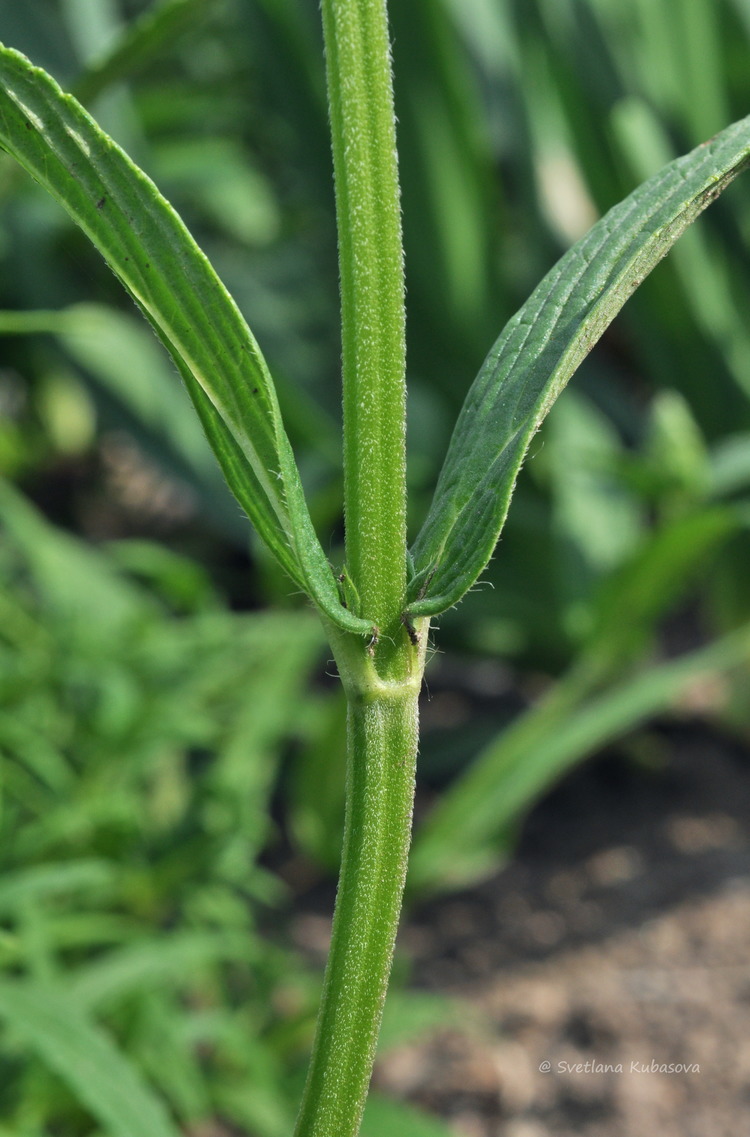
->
384;723;750;1136
293;722;750;1136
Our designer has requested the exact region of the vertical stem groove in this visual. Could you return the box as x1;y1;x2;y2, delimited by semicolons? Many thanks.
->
295;4;418;1134
321;0;407;652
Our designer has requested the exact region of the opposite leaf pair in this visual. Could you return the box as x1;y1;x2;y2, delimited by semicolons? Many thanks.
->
1;45;748;637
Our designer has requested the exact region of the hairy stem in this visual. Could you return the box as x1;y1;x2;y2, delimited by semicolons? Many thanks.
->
293;672;421;1137
294;3;417;1133
322;0;407;660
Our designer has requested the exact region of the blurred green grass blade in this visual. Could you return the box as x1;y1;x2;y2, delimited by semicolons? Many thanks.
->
409;623;750;895
69;932;252;1011
587;507;738;666
53;303;220;480
0;861;114;913
0;713;75;795
390;0;499;347
377;989;465;1053
633;0;727;140
72;0;211;105
361;1094;455;1137
710;433;750;496
0;45;370;636
0;979;181;1137
442;0;519;82
680;0;728;140
408;114;750;617
612;98;750;401
134;989;210;1124
543;393;643;612
0;477;150;634
0;304;262;542
0;302;222;476
287;691;348;871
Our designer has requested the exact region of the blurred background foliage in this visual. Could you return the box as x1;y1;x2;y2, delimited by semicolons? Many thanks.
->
1;0;750;1133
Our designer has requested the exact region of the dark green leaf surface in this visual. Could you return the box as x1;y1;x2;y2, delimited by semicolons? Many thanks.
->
0;45;371;635
409;116;750;616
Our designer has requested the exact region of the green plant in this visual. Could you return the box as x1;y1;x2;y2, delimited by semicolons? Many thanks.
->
1;2;749;1135
0;481;462;1137
0;477;323;1137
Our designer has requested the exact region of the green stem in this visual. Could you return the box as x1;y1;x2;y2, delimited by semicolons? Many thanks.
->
322;0;407;657
293;671;422;1137
294;4;417;1133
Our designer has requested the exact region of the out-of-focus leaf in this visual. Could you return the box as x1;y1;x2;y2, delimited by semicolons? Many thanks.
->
378;989;466;1053
361;1093;455;1137
710;433;750;497
72;0;211;105
0;477;151;636
0;860;114;912
409;623;750;894
587;506;738;666
0;978;181;1137
612;98;750;402
287;691;347;871
68;931;252;1011
643;390;710;507
540;391;643;640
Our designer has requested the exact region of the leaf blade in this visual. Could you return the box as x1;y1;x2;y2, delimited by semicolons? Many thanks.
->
0;44;370;634
409;115;750;615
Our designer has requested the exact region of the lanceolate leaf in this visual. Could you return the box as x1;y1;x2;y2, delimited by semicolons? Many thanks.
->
408;115;750;617
0;45;371;636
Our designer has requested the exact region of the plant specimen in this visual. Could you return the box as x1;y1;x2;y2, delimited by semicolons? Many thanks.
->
0;1;748;1135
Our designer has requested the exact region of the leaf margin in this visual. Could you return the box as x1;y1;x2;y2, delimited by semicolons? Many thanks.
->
408;115;750;617
0;43;372;636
